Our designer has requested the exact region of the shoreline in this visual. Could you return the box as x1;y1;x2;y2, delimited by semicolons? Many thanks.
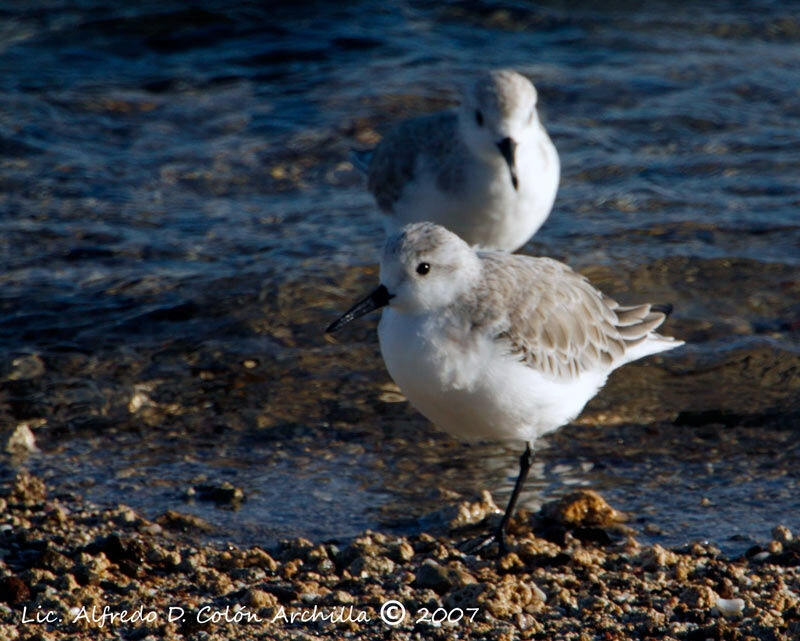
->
1;472;798;640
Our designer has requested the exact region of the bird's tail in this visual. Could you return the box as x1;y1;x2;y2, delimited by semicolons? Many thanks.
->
612;302;684;364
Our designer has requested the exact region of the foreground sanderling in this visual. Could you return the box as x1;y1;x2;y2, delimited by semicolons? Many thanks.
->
327;222;683;551
353;69;559;252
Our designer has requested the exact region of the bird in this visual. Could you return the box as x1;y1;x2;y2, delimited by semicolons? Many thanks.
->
353;69;559;252
327;222;683;552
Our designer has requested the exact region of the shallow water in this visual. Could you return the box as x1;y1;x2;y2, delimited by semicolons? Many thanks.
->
1;1;798;555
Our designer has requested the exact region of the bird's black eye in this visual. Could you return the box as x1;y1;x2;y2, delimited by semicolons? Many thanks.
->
475;110;484;127
416;262;430;275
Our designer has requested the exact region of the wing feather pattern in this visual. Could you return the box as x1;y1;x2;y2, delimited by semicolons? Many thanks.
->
471;253;675;380
367;112;462;213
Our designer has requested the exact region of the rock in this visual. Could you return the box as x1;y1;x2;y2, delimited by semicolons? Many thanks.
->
39;547;73;573
245;588;278;608
715;597;745;617
480;576;541;618
0;576;30;605
54;573;80;592
278;537;315;563
5;422;39;454
638;544;680;570
348;553;396;578
772;525;793;544
5;472;47;507
680;585;719;609
516;537;561;563
571;547;606;567
7;354;45;380
388;540;415;563
448;490;501;529
145;542;180;568
156;510;215;534
73;552;111;585
444;583;488;610
768;539;783;554
411;559;476;594
190;482;244;505
244;547;278;572
540;490;626;528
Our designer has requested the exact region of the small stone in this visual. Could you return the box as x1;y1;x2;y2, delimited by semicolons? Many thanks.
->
448;490;501;529
0;576;30;605
516;537;560;563
55;573;81;592
331;590;355;605
179;552;205;574
156;510;215;534
412;560;454;593
444;583;487;611
715;597;745;617
145;543;180;568
139;522;163;536
639;544;680;570
571;547;605;567
751;551;771;563
244;547;278;572
768;540;783;555
388;540;415;563
540;490;626;528
39;547;73;573
245;588;278;608
772;525;793;544
5;422;39;454
112;506;139;526
8;354;45;380
680;585;719;609
73;552;111;585
481;576;538;618
348;553;396;578
6;472;47;507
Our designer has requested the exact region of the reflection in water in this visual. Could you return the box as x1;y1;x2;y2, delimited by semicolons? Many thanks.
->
1;1;798;553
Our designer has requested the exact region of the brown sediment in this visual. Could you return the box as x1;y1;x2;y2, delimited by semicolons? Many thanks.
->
1;472;798;640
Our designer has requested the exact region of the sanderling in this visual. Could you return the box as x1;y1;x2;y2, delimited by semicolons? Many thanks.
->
353;69;559;252
327;222;683;552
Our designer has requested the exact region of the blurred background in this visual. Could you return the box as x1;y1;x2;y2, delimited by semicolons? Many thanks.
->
0;0;798;553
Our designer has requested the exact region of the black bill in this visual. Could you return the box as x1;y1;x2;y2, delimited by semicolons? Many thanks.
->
326;284;394;333
496;136;518;190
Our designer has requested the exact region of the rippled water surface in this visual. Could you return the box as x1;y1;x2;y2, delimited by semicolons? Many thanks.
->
1;1;798;554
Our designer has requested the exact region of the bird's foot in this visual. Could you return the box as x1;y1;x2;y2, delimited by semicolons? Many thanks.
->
462;527;510;558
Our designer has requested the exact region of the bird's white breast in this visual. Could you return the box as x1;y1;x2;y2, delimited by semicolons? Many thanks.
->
386;131;559;252
378;307;606;444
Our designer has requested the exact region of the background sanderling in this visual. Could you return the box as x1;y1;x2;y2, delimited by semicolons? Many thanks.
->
354;69;559;251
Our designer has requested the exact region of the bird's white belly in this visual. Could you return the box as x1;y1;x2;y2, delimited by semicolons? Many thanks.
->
378;309;605;444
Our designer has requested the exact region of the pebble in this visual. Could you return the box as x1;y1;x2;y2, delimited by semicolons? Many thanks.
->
715;596;746;617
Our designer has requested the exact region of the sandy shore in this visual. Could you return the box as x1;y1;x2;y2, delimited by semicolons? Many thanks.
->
1;472;798;640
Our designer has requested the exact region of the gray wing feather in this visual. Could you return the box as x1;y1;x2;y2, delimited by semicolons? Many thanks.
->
367;112;461;213
473;254;673;380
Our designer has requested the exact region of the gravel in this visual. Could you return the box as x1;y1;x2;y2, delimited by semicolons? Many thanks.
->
1;472;798;640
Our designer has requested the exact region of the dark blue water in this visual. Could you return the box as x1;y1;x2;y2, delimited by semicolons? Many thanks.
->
1;1;798;554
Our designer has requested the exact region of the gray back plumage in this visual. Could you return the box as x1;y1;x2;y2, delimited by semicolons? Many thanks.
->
367;112;465;212
468;253;675;380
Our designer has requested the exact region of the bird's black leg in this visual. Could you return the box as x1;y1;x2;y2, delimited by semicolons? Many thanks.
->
495;442;534;553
